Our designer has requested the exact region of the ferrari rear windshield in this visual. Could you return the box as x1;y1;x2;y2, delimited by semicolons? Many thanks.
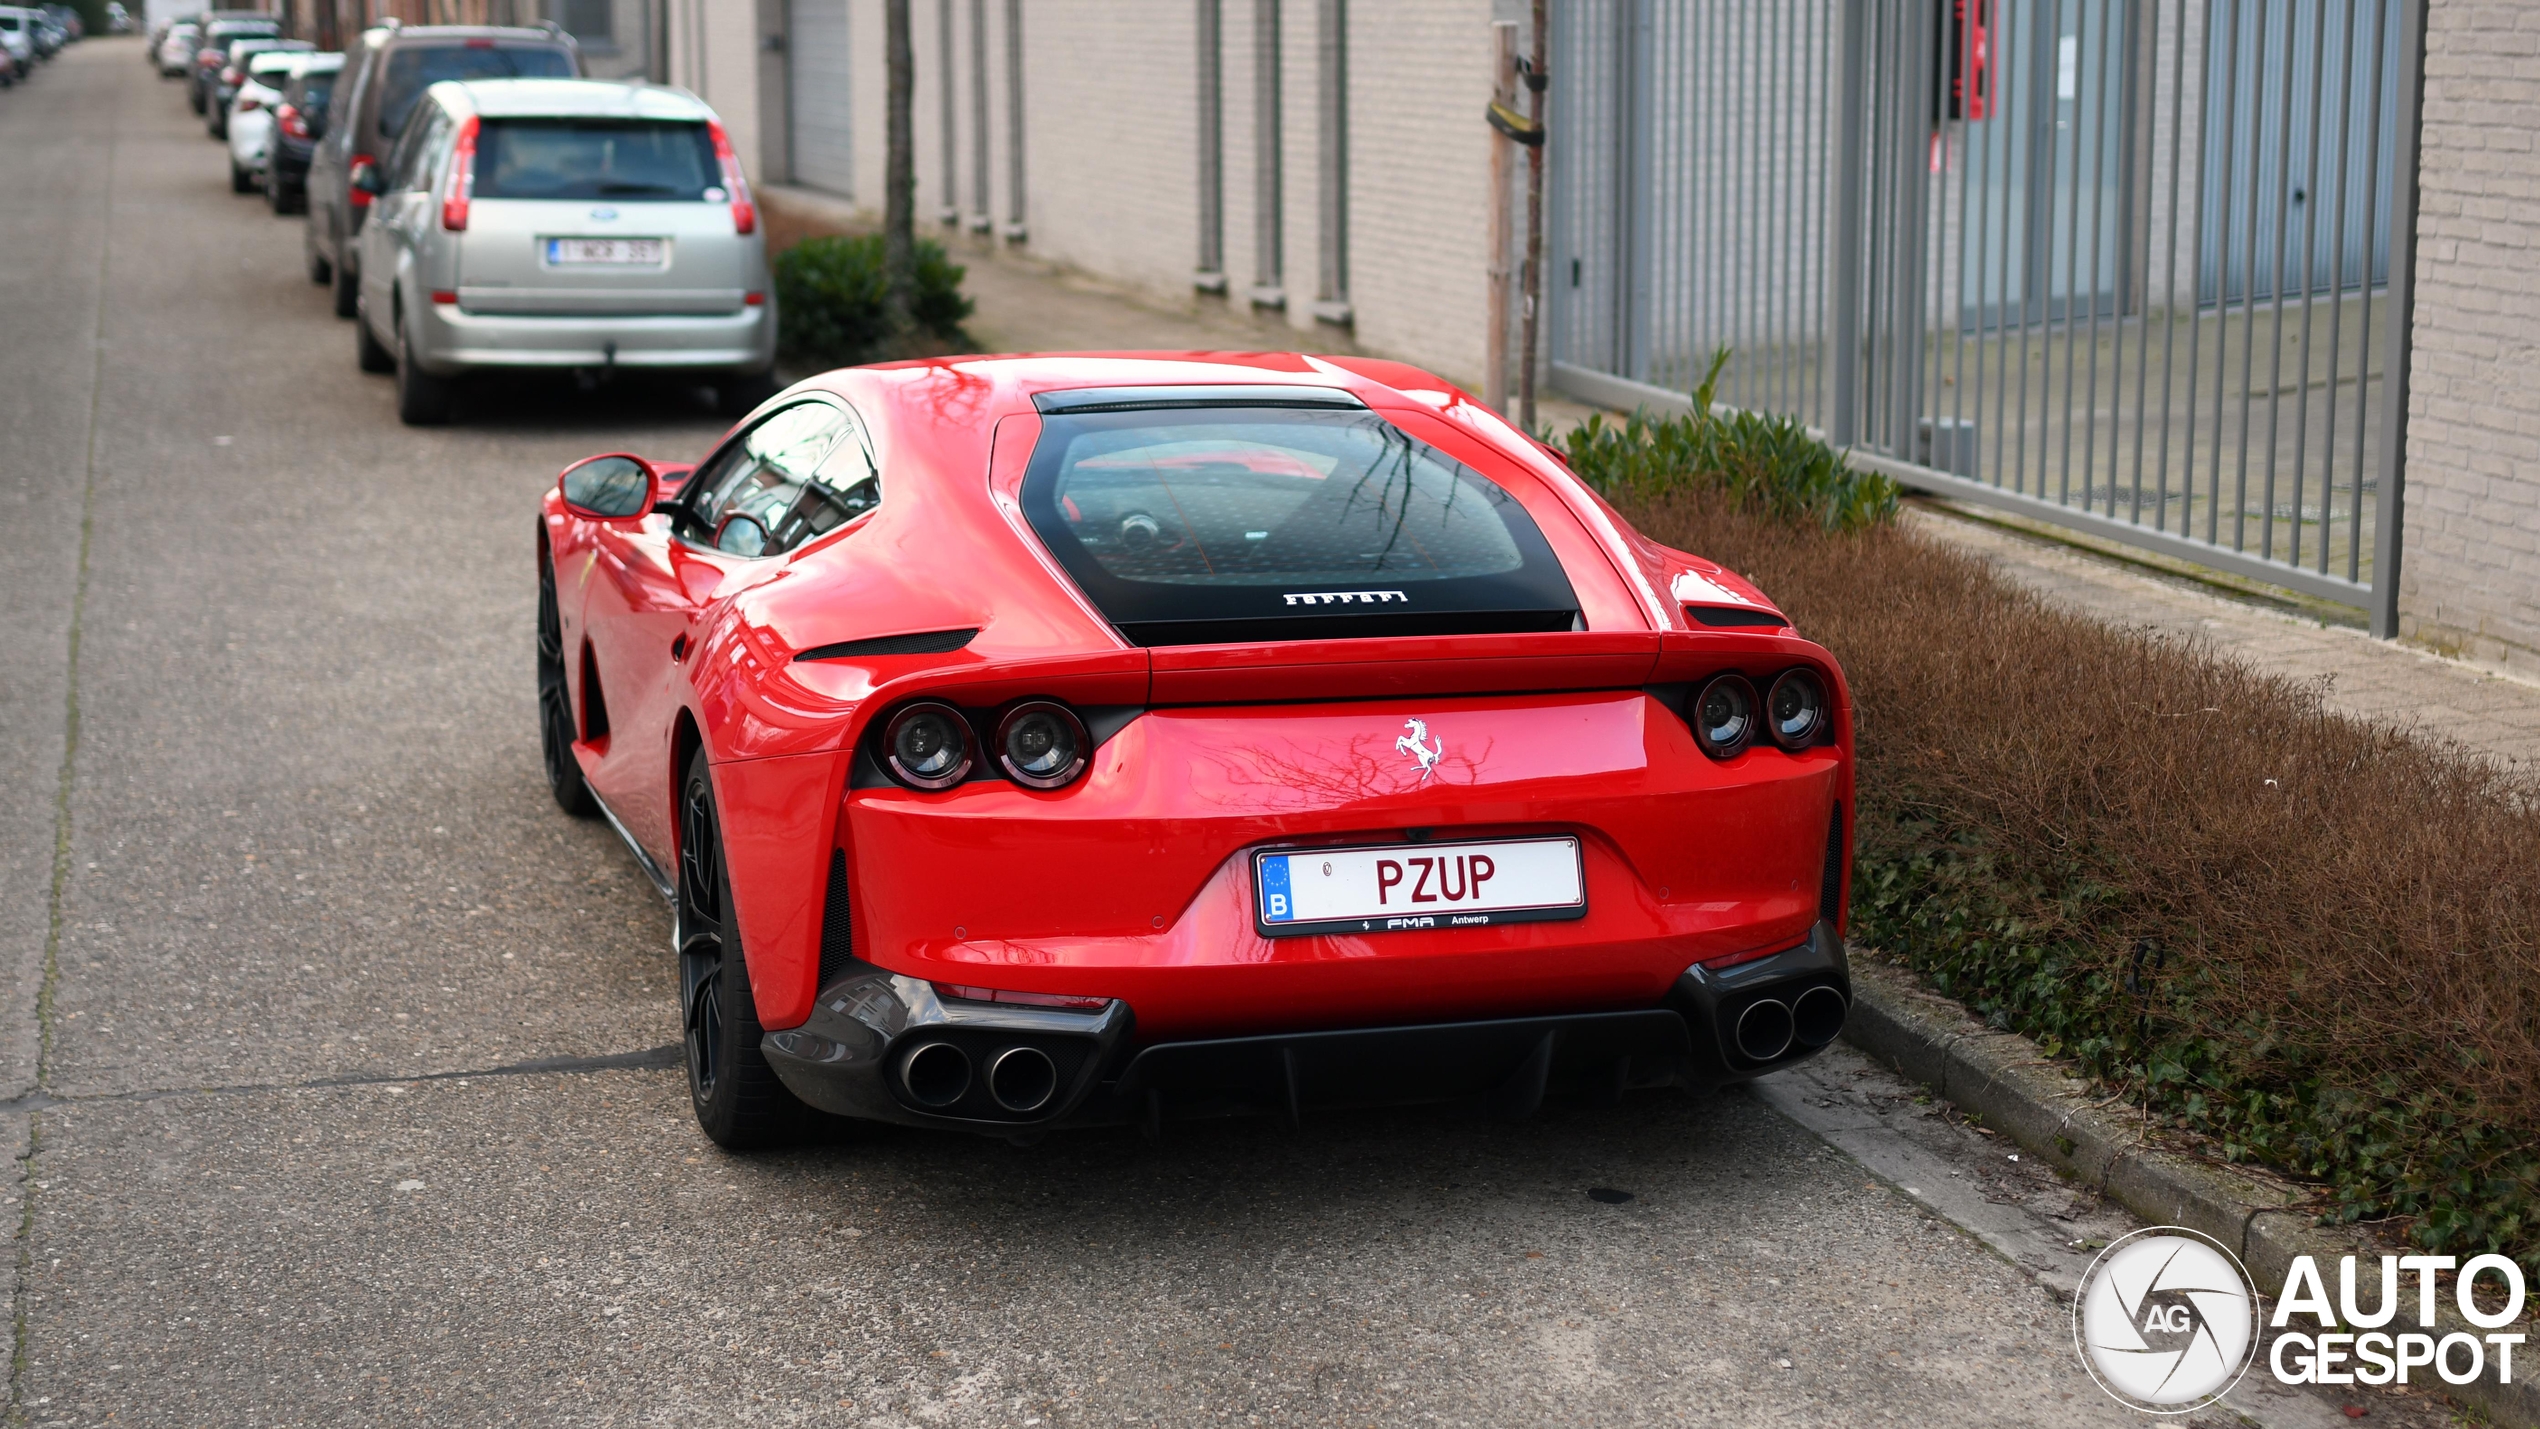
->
1020;405;1580;646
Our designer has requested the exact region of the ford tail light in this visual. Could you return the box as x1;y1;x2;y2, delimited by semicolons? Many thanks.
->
277;103;307;139
348;151;376;208
705;119;755;235
237;94;260;112
439;115;479;230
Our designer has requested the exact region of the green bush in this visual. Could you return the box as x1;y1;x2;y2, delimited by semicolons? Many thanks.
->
773;234;975;369
1552;348;1900;533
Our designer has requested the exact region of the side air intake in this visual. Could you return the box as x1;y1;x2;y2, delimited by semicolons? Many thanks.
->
795;628;979;661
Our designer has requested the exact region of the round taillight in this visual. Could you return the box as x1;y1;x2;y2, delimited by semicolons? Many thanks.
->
884;702;973;790
1766;668;1829;751
996;701;1088;789
1691;674;1758;759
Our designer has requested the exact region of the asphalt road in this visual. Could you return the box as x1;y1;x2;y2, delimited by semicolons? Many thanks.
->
0;41;2230;1428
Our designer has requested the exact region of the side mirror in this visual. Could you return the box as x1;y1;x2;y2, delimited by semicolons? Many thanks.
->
558;453;659;520
348;158;383;195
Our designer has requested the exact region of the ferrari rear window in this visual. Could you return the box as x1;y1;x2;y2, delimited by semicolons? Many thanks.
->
1020;405;1579;646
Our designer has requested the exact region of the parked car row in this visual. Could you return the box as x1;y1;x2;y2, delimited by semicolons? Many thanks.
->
0;5;85;88
174;18;779;427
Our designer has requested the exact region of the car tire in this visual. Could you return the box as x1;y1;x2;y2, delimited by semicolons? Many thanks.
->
355;305;393;374
229;160;252;194
394;315;453;425
535;539;598;819
305;218;331;284
678;747;812;1150
331;250;359;318
715;370;780;419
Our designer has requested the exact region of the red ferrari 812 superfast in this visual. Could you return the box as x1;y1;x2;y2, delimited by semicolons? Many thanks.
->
537;353;1855;1148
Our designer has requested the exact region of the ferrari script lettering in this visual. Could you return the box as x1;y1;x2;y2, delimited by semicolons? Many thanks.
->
1374;854;1496;906
1280;589;1407;606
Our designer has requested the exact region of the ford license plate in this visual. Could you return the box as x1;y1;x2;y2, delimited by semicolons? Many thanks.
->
1253;836;1586;938
545;237;665;266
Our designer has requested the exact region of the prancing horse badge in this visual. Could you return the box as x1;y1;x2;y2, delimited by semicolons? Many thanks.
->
1396;718;1443;782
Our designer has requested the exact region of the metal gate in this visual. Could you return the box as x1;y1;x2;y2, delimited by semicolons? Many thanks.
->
1549;0;2426;632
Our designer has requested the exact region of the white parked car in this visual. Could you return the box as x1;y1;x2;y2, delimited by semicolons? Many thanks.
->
226;49;304;193
0;10;38;71
154;19;197;76
352;77;776;425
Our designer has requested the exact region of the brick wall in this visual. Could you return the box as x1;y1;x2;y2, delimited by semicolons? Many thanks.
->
2399;2;2540;679
731;0;1508;389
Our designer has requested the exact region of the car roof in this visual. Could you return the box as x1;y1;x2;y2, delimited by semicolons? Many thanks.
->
378;24;571;47
429;77;716;123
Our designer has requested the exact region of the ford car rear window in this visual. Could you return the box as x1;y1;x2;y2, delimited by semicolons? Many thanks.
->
475;120;718;201
1020;407;1579;646
378;44;575;138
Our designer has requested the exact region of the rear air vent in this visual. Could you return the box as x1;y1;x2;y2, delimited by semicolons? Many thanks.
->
1685;605;1788;629
818;849;854;987
794;628;979;661
1819;807;1846;924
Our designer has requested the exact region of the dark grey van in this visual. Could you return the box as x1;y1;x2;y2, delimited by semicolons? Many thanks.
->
303;21;578;318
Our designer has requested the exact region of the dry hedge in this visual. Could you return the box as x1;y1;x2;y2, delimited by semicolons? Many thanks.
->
1620;487;2540;1263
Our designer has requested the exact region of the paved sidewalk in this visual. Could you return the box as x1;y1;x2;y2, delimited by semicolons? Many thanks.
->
1907;507;2540;776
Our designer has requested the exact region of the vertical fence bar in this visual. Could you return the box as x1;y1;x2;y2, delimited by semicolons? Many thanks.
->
2285;0;2331;570
2229;0;2269;551
1947;0;1970;471
2368;0;2422;636
2317;0;2359;576
2256;0;2300;560
2204;0;2235;544
2081;0;2117;513
2347;0;2389;585
2140;0;2186;526
1828;0;1867;446
1991;0;2021;494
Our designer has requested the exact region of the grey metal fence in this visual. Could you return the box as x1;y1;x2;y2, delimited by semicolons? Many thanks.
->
1548;0;2426;632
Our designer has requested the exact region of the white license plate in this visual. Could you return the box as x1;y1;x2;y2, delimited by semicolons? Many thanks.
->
1253;836;1586;937
545;237;665;266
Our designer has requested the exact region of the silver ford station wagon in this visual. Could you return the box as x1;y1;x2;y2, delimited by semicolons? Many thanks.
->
352;77;777;425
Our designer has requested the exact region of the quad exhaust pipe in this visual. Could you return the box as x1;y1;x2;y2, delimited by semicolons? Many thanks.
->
897;1040;1061;1115
1733;985;1848;1063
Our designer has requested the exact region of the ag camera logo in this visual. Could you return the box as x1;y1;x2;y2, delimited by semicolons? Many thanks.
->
2073;1228;2259;1413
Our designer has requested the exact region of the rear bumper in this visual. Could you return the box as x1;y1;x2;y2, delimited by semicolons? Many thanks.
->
413;303;774;376
762;922;1851;1136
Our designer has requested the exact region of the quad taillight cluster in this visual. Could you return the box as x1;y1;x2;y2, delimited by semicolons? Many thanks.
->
882;700;1089;792
1686;668;1830;760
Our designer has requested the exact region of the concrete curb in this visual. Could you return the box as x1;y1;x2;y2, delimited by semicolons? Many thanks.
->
1842;960;2540;1428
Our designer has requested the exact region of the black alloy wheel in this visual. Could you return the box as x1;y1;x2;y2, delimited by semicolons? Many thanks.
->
535;541;596;818
677;748;811;1149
